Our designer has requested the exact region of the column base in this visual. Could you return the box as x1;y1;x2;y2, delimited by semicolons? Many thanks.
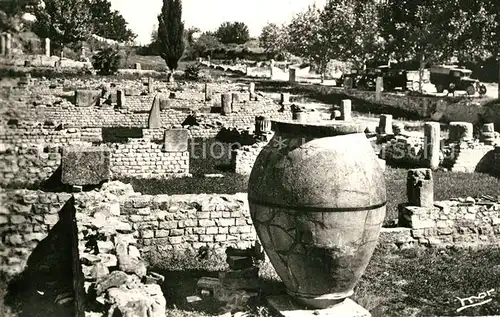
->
267;295;371;317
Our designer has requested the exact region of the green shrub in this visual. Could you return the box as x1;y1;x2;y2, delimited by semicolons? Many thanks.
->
92;47;121;75
184;63;201;80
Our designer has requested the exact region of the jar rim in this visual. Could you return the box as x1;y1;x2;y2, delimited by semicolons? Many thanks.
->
271;120;367;137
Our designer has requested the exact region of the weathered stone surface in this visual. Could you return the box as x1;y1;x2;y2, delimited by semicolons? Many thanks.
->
221;93;232;115
423;122;440;170
94;270;129;296
340;99;352;121
91;262;110;281
75;90;101;107
148;96;161;128
378;114;393;135
267;296;371;317
118;254;147;278
163;129;189;152
106;284;166;317
61;146;111;186
407;168;434;208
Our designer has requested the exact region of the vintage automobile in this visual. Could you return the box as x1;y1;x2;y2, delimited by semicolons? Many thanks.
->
334;69;364;88
429;65;487;95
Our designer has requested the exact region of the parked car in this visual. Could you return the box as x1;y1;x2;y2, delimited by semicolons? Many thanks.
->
335;69;364;88
380;67;409;91
429;65;487;95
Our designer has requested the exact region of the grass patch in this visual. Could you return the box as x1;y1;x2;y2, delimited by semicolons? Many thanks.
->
144;244;500;317
124;138;249;195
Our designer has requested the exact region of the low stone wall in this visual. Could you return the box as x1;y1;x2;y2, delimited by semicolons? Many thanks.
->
3;181;500;277
0;137;190;187
0;127;83;146
0;145;64;188
232;141;269;175
109;139;190;179
0;189;73;276
397;199;500;248
0;183;255;276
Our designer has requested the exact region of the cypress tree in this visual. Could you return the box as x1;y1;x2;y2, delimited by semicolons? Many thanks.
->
157;0;185;81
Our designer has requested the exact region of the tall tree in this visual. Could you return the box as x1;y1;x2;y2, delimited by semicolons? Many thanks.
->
89;0;136;42
32;0;93;51
157;0;185;81
380;0;459;92
287;5;331;78
259;22;289;60
0;0;37;32
215;21;250;44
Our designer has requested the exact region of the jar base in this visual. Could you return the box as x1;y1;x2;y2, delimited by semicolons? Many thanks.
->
286;289;354;309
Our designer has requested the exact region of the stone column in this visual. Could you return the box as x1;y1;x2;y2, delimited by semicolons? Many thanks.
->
5;33;12;56
407;168;434;208
375;76;383;102
221;93;232;115
255;116;272;135
378;114;393;135
232;92;240;105
204;83;212;101
423;122;441;170
148;95;161;128
340;99;352;121
1;34;6;56
117;90;126;109
480;123;496;145
289;68;296;83
44;38;50;57
249;82;256;101
448;122;473;143
280;93;290;105
148;77;154;94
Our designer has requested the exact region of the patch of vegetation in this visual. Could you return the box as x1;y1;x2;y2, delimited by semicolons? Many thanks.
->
355;247;500;316
91;47;122;75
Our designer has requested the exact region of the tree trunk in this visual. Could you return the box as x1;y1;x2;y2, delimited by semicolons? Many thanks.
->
419;54;425;94
497;56;500;100
168;71;174;83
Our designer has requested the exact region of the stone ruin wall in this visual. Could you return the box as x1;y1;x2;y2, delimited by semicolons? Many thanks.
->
0;183;255;277
0;141;190;187
387;200;500;249
3;181;500;278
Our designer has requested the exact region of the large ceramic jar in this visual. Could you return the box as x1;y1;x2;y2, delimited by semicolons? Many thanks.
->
248;120;386;309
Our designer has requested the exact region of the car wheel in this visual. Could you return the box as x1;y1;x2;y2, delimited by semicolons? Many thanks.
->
466;85;475;95
479;85;487;95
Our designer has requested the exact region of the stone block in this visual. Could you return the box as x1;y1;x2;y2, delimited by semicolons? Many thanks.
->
407;168;434;207
267;295;371;317
74;90;101;107
226;255;253;270
61;146;110;186
163;129;189;152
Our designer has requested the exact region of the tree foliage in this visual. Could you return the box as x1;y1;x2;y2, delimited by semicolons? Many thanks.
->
32;0;93;48
0;0;37;32
259;22;289;59
157;0;185;72
215;21;250;44
89;0;136;42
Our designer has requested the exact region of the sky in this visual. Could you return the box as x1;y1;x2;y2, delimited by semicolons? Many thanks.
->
109;0;327;45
